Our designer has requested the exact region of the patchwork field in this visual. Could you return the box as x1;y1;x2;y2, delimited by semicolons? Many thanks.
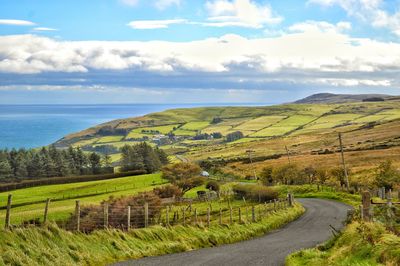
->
251;115;316;137
55;100;400;173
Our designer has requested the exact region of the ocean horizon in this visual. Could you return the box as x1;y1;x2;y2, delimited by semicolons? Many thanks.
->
0;103;270;149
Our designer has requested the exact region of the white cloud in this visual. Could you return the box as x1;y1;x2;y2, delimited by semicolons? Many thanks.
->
120;0;139;7
289;21;351;33
0;19;36;26
33;27;58;32
309;0;400;36
1;22;400;90
204;0;282;28
154;0;181;10
127;19;186;29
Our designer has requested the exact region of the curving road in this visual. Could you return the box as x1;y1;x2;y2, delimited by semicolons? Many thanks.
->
114;198;351;266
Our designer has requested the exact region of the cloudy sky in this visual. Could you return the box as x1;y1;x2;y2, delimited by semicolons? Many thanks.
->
0;0;400;104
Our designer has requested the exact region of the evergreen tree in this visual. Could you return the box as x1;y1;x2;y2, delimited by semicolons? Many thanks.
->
89;152;102;174
0;152;12;179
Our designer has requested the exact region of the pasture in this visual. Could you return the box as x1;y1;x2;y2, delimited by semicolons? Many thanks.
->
0;173;166;226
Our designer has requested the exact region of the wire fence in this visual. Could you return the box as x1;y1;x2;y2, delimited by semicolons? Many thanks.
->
1;193;295;233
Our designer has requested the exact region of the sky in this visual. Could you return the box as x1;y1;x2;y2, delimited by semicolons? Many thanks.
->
0;0;400;104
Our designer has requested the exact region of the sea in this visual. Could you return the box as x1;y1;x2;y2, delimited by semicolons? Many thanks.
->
0;103;265;149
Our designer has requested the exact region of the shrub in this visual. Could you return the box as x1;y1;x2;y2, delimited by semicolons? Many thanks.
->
206;180;220;192
153;184;182;198
233;184;278;202
66;191;162;232
178;176;206;193
374;160;400;190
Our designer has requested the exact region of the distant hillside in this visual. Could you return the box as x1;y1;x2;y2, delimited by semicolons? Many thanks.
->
294;93;394;104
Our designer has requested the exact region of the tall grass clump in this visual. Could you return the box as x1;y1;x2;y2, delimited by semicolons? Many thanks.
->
286;221;400;266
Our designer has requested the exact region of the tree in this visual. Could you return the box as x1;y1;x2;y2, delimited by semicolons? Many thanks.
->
206;180;220;192
226;131;244;142
0;152;12;179
89;152;102;174
103;153;112;168
374;160;400;189
260;166;274;185
272;164;305;185
161;162;204;193
304;166;317;184
315;167;329;185
330;167;351;187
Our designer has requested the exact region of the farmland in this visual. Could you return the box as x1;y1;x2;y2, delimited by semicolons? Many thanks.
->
53;98;400;184
0;173;166;226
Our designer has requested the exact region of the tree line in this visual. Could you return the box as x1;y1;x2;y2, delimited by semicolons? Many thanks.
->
0;146;108;181
0;142;169;181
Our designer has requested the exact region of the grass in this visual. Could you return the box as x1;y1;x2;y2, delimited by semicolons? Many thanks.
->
96;136;124;144
0;173;166;226
276;185;361;207
235;115;286;132
173;129;198;136
0;203;304;266
251;115;316;137
180;121;210;131
286;221;400;266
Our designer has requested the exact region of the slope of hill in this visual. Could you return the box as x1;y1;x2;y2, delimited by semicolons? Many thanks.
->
294;93;393;104
54;96;400;177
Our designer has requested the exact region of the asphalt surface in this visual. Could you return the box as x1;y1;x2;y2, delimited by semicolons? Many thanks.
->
114;198;351;266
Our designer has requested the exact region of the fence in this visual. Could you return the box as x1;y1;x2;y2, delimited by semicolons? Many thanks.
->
360;189;400;222
3;193;295;232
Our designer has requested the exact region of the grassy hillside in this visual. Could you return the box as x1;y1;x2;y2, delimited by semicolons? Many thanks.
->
0;173;166;227
54;98;400;180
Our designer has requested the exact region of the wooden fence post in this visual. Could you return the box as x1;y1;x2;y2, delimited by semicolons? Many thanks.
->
229;207;233;224
43;198;51;224
361;191;371;222
207;208;210;227
238;207;242;223
274;199;277;211
289;194;294;207
75;200;80;232
388;189;393;207
5;194;12;229
219;208;222;225
144;202;149;228
127;206;131;230
194;208;197;225
104;203;109;229
166;207;169;226
252;206;256;222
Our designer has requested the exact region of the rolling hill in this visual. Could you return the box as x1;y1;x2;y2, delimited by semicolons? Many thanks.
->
54;94;400;179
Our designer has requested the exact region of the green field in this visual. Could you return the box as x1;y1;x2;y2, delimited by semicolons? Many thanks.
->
180;121;210;131
235;115;286;131
96;136;124;143
0;173;166;226
251;115;316;137
173;128;198;136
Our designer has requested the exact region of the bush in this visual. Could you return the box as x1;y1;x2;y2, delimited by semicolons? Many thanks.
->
66;191;162;232
153;184;182;198
206;180;220;192
233;184;278;202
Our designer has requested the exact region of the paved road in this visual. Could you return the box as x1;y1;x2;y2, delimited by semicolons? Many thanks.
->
114;198;350;266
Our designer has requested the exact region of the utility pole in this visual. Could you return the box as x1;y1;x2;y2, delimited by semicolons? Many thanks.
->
246;150;257;180
338;132;349;191
285;145;291;165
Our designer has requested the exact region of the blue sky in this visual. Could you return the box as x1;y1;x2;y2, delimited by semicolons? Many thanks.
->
0;0;400;104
